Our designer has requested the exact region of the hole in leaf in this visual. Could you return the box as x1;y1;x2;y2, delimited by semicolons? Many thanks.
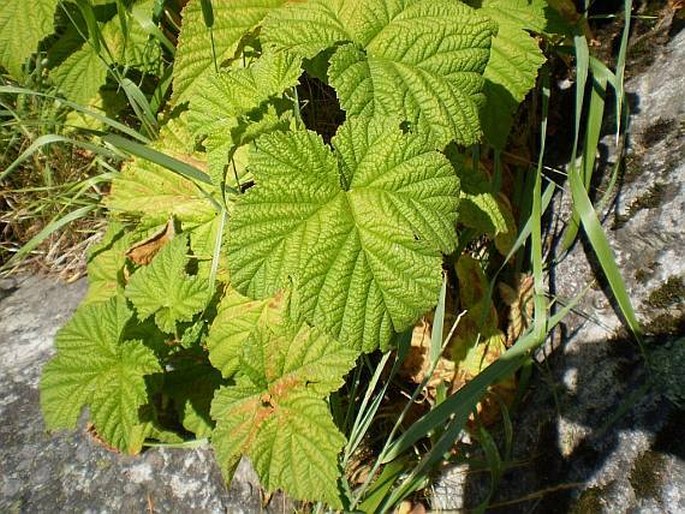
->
400;120;413;134
297;73;345;144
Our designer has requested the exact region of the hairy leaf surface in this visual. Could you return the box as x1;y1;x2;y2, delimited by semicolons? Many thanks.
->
264;0;496;147
0;0;58;79
107;156;215;225
172;0;285;105
228;116;459;351
211;317;357;507
125;235;210;333
476;0;547;148
189;51;301;130
40;296;161;453
188;212;231;282
51;43;109;106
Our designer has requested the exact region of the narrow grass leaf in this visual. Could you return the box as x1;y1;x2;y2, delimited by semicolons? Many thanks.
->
0;205;96;274
531;67;550;338
560;32;590;250
0;86;149;143
568;167;642;341
615;0;632;142
1;134;118;181
103;133;212;185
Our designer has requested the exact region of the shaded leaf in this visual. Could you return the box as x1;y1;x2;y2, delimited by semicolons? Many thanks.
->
476;0;547;148
125;234;210;333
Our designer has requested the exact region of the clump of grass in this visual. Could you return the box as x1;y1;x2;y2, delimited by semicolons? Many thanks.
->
0;76;110;279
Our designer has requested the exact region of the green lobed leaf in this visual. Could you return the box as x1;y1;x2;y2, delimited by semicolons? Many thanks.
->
171;0;286;105
188;51;300;186
188;50;301;133
210;316;357;508
206;288;284;378
228;116;460;351
0;0;59;79
83;222;134;305
40;296;161;454
125;234;210;333
264;0;497;147
107;117;217;227
475;0;547;148
261;0;350;58
51;43;109;106
89;339;161;452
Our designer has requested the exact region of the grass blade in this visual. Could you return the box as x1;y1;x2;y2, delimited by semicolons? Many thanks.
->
102;133;212;185
531;67;550;339
380;294;582;508
568;166;642;341
120;78;158;138
0;205;97;274
0;86;150;143
1;134;119;181
560;32;591;250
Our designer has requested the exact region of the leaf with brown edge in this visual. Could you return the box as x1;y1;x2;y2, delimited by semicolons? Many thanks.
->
126;218;176;266
210;314;358;508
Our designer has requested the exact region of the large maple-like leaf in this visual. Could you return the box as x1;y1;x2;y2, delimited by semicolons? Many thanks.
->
125;234;210;333
210;316;357;508
40;296;161;454
263;0;496;147
228;116;459;351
